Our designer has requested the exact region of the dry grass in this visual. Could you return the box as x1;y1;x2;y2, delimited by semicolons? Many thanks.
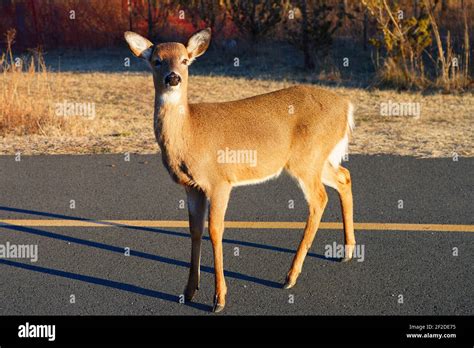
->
0;69;88;136
0;30;89;137
0;71;472;158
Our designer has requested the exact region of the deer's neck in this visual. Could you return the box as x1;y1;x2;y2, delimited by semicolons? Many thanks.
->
153;90;191;177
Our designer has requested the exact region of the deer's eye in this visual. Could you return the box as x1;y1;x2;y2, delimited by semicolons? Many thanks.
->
182;58;189;65
154;60;162;67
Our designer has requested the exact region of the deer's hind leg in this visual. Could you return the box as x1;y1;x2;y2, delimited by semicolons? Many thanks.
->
322;162;356;262
284;168;328;289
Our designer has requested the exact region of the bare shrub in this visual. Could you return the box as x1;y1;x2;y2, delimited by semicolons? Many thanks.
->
363;0;433;88
285;0;346;70
423;0;471;91
363;0;472;91
225;0;285;41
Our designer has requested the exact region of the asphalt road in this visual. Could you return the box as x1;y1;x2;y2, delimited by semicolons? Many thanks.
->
0;154;472;315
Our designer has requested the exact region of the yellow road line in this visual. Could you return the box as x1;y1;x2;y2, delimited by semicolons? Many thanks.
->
0;219;473;232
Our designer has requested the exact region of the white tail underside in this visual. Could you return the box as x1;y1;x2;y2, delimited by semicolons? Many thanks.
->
327;102;354;168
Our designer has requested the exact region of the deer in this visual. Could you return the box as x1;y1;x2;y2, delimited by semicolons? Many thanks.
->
124;28;356;313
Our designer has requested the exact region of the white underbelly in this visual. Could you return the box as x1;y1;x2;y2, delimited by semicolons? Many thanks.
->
232;169;283;187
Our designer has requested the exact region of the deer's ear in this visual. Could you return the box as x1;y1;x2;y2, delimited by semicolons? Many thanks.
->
124;31;154;60
186;28;211;63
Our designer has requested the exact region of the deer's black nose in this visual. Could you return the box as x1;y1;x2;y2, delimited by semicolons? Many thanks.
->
165;72;181;86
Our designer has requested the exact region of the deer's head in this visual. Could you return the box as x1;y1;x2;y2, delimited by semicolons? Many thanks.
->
125;28;211;104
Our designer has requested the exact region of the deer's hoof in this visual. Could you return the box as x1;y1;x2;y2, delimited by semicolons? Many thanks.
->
341;256;353;263
283;276;296;289
184;286;198;302
212;295;225;313
342;244;355;262
212;303;225;313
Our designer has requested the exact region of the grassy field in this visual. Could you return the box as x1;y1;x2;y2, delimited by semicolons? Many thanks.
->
0;46;472;157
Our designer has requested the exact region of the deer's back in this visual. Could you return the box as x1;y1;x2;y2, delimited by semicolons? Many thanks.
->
188;85;349;150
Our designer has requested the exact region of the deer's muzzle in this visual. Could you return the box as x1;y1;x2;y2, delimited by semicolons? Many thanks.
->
164;72;182;87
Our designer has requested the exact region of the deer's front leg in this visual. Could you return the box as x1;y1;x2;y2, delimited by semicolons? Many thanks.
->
184;186;207;302
208;183;232;313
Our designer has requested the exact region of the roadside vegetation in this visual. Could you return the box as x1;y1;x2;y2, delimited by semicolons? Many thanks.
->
0;0;472;157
